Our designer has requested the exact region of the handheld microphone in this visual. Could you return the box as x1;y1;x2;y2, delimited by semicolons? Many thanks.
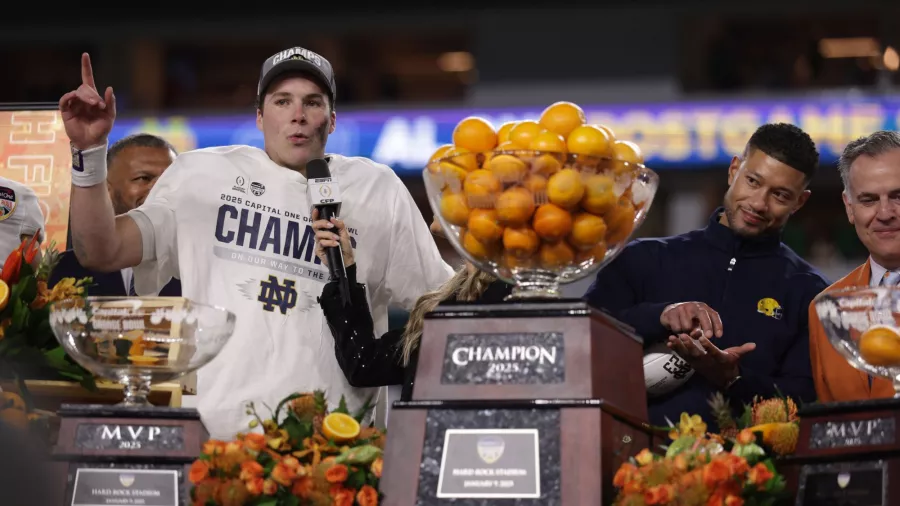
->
307;158;350;306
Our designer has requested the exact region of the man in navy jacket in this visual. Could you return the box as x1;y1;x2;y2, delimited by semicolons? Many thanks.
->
51;133;181;296
586;123;829;429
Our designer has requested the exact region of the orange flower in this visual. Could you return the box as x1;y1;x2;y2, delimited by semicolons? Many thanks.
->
282;455;302;471
291;476;315;498
217;478;250;506
191;479;220;505
673;454;689;472
262;479;278;495
736;429;755;445
224;441;244;454
370;457;383;478
243;433;267;452
325;463;350;483
245;477;265;496
613;463;637;487
635;448;655;466
357;484;379;506
747;462;774;488
188;460;210;484
643;484;674;505
332;488;355;506
724;495;744;506
271;462;296;487
702;459;731;489
239;460;264;481
202;440;226;456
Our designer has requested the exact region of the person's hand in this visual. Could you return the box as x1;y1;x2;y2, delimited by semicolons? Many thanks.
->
429;218;445;238
59;53;116;150
312;208;354;267
660;302;724;340
668;334;756;389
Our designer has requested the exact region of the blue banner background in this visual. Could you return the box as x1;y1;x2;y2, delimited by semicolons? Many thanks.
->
109;96;900;174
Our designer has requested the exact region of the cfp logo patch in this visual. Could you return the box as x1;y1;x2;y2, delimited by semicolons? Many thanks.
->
233;176;247;194
663;355;693;380
757;298;783;320
476;436;505;464
118;473;135;487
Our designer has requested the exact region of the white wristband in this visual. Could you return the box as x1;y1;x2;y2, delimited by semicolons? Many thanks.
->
71;143;108;187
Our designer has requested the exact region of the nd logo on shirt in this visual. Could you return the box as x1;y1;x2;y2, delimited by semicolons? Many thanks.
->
213;187;357;316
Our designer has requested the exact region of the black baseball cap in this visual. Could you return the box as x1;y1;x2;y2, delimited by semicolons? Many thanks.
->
257;47;337;107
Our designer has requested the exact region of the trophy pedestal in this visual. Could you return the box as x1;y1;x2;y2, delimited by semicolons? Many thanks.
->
380;300;655;505
779;398;900;506
50;403;208;506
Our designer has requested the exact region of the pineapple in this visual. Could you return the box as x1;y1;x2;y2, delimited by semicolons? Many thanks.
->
292;390;327;426
707;392;738;438
751;396;798;425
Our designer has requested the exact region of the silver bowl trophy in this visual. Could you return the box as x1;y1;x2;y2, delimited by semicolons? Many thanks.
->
784;287;900;505
47;296;235;506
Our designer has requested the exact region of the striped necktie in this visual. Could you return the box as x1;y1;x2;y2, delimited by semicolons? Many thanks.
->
882;270;900;287
128;275;137;297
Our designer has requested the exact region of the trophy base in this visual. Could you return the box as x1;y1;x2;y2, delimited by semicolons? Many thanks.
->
779;398;900;505
50;403;208;506
380;399;663;506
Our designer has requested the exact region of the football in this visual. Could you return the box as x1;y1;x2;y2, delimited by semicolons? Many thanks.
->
643;341;695;397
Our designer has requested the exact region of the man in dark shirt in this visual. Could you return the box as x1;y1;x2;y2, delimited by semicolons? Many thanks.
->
586;123;829;428
51;133;181;296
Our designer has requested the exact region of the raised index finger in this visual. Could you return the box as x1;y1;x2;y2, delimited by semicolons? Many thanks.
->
81;53;96;90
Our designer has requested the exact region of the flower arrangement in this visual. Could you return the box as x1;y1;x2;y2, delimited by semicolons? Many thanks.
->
613;413;787;506
0;237;95;420
189;390;385;506
708;393;800;456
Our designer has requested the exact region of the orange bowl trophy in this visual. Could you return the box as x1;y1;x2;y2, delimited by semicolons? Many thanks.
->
379;105;663;505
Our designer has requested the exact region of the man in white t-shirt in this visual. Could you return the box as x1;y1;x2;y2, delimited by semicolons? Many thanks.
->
0;177;45;264
59;49;454;438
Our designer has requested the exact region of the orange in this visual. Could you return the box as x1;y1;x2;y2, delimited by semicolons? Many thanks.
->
503;252;534;270
427;144;454;173
598;124;617;142
463;169;501;208
439;191;470;227
0;279;8;312
533;154;563;177
522;173;548;194
604;197;636;244
481;141;519;169
497;122;518;144
488;154;528;183
539;101;586;138
468;209;504;243
859;325;900;366
507;120;545;149
532;204;574;242
546;168;586;209
462;230;495;259
322;412;361;442
567;125;612;157
581;174;617;215
539;241;575;269
575;241;608;263
568;212;608;249
1;392;25;412
503;227;540;257
612;140;644;165
495;187;536;226
529;131;567;154
438;147;477;190
453;116;498;153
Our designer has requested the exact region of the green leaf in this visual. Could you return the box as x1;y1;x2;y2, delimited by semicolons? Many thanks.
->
335;445;382;466
282;413;313;445
352;394;376;423
282;494;300;506
738;402;753;428
664;436;695;458
273;393;305;423
254;498;278;506
345;467;367;489
334;395;350;416
10;298;29;332
18;271;37;303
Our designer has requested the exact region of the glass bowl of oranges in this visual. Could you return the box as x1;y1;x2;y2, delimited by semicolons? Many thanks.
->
424;101;659;300
814;287;900;397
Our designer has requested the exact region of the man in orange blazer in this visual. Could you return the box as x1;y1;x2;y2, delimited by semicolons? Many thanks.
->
809;130;900;401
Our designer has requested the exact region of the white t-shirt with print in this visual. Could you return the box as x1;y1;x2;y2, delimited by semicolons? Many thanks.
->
0;176;45;262
126;146;454;439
